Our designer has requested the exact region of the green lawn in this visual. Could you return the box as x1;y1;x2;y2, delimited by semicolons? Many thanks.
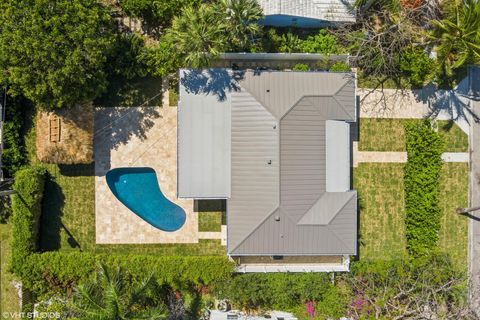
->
354;163;468;270
196;200;225;232
38;164;225;255
359;119;468;152
0;223;21;316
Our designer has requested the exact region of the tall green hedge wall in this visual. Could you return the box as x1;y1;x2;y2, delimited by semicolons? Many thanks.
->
10;166;46;272
404;120;444;257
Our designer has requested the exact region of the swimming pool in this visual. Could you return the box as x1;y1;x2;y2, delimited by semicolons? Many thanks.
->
106;167;186;232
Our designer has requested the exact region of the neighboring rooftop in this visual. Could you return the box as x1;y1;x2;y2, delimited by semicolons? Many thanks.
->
178;69;357;257
258;0;356;27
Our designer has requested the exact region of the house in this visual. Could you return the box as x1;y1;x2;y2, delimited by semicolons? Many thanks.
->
178;69;357;272
257;0;356;27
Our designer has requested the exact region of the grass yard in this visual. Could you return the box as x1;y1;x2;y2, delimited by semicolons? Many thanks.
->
0;224;21;316
359;119;468;152
439;163;468;268
196;200;226;232
354;163;469;270
38;164;225;255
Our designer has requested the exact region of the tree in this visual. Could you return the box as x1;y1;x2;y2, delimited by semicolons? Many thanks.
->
167;4;226;68
0;0;115;109
72;264;167;320
214;0;263;51
118;0;202;37
430;0;480;86
165;0;263;68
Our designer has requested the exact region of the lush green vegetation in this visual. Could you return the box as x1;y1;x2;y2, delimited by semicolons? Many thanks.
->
430;0;480;87
404;121;444;257
0;224;21;315
199;212;223;232
214;273;346;317
72;264;168;319
359;118;468;152
10;167;46;272
0;0;115;109
354;163;468;268
214;256;470;319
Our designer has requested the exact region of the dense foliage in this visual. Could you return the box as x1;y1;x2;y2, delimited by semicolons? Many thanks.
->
1;95;29;177
0;0;115;108
344;255;471;319
214;273;347;317
404;121;444;257
299;29;345;54
72;264;168;319
430;0;480;86
166;0;263;67
16;252;233;296
119;0;201;36
10;166;46;272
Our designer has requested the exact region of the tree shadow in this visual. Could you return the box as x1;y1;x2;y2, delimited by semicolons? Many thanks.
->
180;69;245;102
95;76;163;108
58;163;94;177
194;200;226;212
413;78;480;124
39;172;80;251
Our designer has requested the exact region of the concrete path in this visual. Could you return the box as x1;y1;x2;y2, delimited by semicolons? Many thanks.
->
352;142;469;166
359;86;472;135
469;99;480;315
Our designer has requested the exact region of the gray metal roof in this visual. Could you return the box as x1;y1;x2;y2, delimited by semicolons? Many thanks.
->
228;70;357;256
258;0;356;23
177;69;357;256
177;69;232;198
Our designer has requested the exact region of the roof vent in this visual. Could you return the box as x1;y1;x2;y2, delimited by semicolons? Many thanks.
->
266;89;270;93
267;160;272;165
274;216;280;221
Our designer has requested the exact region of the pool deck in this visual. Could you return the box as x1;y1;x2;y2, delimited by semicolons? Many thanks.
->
94;106;198;244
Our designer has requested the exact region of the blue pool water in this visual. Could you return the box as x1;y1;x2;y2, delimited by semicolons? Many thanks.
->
106;167;186;232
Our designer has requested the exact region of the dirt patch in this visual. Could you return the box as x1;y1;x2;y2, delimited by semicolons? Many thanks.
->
36;104;93;164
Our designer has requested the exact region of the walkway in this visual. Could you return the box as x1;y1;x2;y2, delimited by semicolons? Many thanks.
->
359;87;472;135
352;142;469;166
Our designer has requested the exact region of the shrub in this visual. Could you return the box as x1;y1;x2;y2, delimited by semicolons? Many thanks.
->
399;46;434;88
404;120;444;257
10;166;46;273
345;255;469;318
292;63;309;71
2;95;28;177
18;252;234;295
300;29;344;55
329;61;351;72
213;273;348;316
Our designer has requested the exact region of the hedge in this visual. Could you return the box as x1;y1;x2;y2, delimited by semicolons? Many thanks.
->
17;252;234;295
213;273;348;317
10;166;46;272
404;120;444;257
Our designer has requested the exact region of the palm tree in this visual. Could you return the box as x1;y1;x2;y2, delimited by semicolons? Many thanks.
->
215;0;263;51
72;264;167;320
430;0;480;85
168;4;227;68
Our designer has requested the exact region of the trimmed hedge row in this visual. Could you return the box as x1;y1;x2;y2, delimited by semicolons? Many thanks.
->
10;166;46;272
404;121;444;257
18;252;234;295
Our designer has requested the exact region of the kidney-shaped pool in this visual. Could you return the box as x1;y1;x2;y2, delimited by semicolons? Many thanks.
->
106;167;186;232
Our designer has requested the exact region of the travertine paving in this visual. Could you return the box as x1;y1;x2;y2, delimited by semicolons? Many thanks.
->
94;106;198;244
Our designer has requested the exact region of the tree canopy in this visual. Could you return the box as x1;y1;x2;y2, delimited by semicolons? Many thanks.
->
0;0;115;109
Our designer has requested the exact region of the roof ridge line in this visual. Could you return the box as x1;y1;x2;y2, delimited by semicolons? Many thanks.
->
229;205;280;253
297;191;355;226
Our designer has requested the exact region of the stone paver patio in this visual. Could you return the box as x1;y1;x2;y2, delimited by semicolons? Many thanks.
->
94;106;198;244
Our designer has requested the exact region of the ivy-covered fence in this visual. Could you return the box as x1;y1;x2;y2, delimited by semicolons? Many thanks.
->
404;120;444;257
